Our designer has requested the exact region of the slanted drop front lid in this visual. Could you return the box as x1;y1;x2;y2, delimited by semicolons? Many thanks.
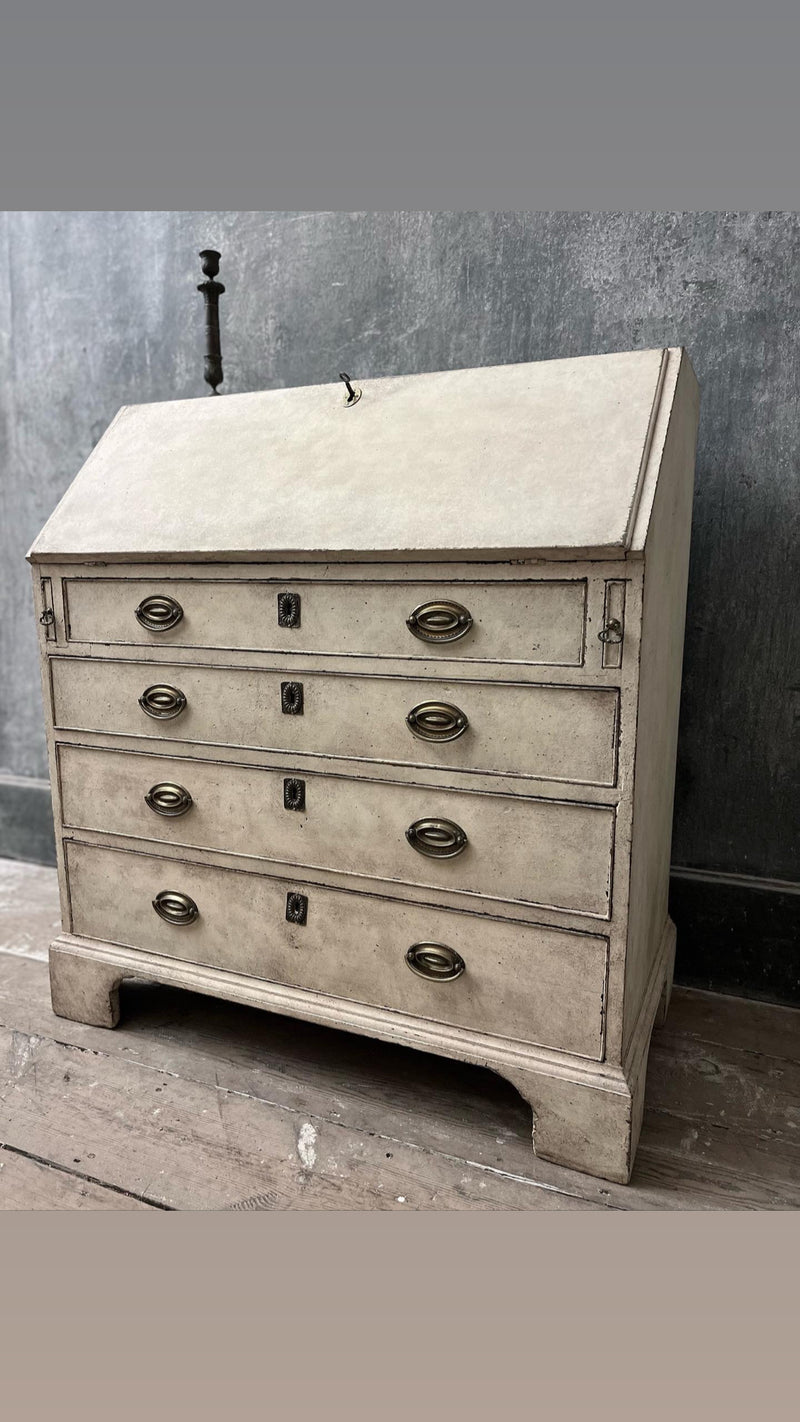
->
29;347;675;563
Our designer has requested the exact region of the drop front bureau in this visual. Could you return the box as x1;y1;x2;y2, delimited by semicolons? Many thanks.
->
29;347;699;1184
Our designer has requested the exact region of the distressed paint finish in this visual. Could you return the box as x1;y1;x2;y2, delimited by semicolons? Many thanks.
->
57;743;615;917
29;345;699;1182
62;841;609;1059
28;351;667;562
60;573;589;666
49;654;619;787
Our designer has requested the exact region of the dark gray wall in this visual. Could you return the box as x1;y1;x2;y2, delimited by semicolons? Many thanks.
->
1;212;798;1001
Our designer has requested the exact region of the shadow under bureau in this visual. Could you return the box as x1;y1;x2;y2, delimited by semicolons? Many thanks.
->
29;348;699;1184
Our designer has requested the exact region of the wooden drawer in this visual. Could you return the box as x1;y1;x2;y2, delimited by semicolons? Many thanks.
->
51;658;619;787
65;841;609;1058
59;745;614;917
63;576;588;666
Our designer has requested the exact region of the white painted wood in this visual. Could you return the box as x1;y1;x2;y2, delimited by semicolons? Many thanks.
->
28;349;670;563
63;574;588;666
50;656;620;786
623;353;700;1048
49;945;121;1028
29;346;699;1184
57;743;615;917
64;842;609;1059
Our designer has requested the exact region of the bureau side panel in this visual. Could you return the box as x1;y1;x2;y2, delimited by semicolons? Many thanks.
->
622;352;700;1050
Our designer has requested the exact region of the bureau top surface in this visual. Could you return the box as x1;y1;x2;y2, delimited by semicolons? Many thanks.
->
30;346;682;564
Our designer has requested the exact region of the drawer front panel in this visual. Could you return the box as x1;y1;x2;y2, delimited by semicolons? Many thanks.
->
51;659;619;786
59;745;614;916
63;577;587;666
66;842;608;1058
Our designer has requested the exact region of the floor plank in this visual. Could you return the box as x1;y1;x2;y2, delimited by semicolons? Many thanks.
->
656;985;800;1061
0;857;59;962
0;1146;156;1209
646;1034;800;1145
0;1018;595;1211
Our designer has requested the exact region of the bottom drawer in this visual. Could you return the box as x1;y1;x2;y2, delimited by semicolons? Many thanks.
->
65;842;609;1059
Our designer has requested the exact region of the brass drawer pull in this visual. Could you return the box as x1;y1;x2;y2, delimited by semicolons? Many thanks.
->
139;684;187;719
598;618;623;645
406;817;467;858
145;782;193;817
152;890;198;926
135;594;184;631
406;701;468;742
406;600;473;643
405;942;465;982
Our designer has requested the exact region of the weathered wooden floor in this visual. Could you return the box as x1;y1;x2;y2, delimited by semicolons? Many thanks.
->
0;857;797;1210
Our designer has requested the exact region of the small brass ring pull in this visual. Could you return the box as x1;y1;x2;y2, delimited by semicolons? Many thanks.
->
406;701;469;743
145;782;193;817
139;684;187;719
406;817;468;858
406;600;473;643
598;619;623;645
152;890;198;926
405;942;465;982
135;594;184;632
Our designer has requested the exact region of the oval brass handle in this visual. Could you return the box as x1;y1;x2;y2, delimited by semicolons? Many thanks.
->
406;701;469;743
135;594;183;632
406;600;473;643
138;684;187;719
144;782;193;817
152;890;198;926
406;817;468;858
405;942;465;982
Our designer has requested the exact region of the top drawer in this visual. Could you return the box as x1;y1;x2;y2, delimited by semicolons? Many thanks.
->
63;576;587;667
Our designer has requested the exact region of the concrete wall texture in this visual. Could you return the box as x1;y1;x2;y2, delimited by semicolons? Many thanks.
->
1;211;797;1000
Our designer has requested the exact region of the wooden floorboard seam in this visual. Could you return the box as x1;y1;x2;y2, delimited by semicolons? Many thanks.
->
0;1141;172;1210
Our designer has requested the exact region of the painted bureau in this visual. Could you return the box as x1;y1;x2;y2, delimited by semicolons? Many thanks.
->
29;347;700;1184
